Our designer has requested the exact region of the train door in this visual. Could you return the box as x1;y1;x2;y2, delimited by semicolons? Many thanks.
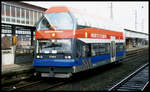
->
110;36;116;62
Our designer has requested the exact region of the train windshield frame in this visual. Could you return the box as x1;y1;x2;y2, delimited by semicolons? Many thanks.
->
36;39;72;54
36;12;74;31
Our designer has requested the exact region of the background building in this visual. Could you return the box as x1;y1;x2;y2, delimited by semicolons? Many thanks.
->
1;1;47;64
125;29;149;49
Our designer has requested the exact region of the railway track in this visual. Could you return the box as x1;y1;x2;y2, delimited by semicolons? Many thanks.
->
2;48;148;91
6;78;67;91
7;80;43;91
7;78;67;91
108;63;149;91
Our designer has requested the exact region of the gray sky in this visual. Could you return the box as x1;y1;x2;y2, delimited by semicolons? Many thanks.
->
23;1;149;34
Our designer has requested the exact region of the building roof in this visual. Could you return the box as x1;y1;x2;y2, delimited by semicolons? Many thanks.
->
124;29;149;35
2;1;47;12
20;1;47;10
124;29;149;40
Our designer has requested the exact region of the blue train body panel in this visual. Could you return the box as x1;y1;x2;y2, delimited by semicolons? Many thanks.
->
33;59;75;67
91;54;110;63
116;51;126;57
33;51;125;67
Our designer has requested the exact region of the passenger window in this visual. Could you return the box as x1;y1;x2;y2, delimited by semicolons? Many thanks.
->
91;43;110;56
99;43;106;55
91;44;96;56
76;40;90;58
82;45;86;57
76;41;82;58
82;44;90;58
105;43;110;54
116;43;124;52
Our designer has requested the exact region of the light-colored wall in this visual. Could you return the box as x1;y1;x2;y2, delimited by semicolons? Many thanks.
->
2;46;15;65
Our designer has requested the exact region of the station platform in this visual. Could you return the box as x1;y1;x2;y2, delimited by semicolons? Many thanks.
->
126;45;148;52
1;46;149;76
2;62;33;76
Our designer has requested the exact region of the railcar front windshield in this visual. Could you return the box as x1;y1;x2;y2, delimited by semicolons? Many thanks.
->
37;39;72;54
36;12;74;30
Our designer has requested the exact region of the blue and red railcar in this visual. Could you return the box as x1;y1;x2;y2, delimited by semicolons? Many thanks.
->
33;6;126;78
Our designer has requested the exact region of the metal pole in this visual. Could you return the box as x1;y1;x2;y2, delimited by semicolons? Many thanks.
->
135;9;137;31
141;6;144;32
110;2;113;20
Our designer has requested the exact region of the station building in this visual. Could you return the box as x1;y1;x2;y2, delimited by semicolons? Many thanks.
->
124;29;149;49
1;1;47;65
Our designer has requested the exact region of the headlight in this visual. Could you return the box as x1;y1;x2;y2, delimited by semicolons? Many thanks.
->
37;55;43;58
37;55;40;58
65;56;71;59
65;56;68;59
68;56;71;59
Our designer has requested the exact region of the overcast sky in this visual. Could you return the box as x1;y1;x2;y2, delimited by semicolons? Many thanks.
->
23;1;149;34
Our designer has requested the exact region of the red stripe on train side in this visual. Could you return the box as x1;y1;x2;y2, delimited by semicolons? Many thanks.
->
35;30;74;39
75;27;124;40
35;28;124;40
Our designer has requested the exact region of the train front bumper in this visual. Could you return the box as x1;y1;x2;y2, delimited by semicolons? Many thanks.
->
33;59;76;78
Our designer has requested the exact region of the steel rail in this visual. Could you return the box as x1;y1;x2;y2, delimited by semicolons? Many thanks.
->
8;78;67;91
108;63;149;91
43;81;66;91
141;81;149;91
8;80;44;91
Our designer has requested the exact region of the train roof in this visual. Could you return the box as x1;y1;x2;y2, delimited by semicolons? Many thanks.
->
45;6;69;13
45;6;124;33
